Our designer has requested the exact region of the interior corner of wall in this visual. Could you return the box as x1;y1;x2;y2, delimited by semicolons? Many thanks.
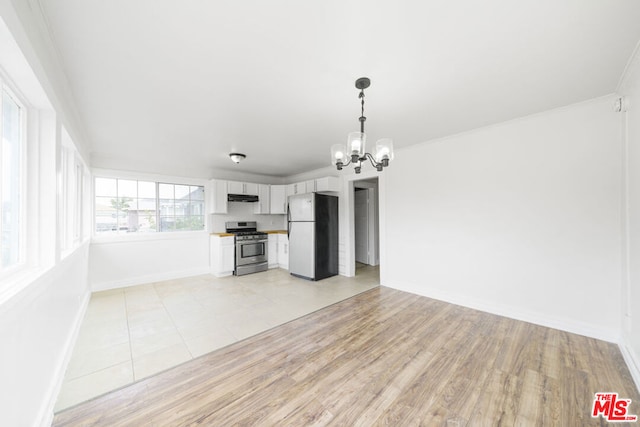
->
619;338;640;394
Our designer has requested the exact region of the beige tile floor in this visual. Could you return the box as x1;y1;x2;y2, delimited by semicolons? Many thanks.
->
55;265;379;412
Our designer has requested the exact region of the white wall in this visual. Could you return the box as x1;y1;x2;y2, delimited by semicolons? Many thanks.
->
0;3;93;426
89;233;210;291
0;245;90;427
384;96;622;342
619;43;640;390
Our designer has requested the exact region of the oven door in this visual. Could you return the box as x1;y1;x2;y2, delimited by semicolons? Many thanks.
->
236;239;268;266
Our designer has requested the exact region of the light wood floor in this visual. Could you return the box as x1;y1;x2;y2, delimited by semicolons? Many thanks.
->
54;286;639;426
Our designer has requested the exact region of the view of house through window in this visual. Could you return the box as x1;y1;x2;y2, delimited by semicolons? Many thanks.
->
95;178;204;234
1;88;23;270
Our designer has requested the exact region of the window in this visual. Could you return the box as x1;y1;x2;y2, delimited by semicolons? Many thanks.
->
60;128;89;253
1;88;24;271
159;183;205;231
94;178;205;234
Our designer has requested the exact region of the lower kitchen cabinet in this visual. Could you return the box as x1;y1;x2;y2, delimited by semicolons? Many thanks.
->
268;234;278;268
278;233;289;270
267;233;288;270
210;235;235;277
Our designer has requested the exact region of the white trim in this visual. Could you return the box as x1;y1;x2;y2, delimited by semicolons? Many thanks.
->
91;267;211;292
388;280;620;344
619;340;640;394
0;82;28;277
342;170;387;282
37;288;90;427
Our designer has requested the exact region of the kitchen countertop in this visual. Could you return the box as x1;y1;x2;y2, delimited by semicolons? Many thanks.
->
210;232;234;237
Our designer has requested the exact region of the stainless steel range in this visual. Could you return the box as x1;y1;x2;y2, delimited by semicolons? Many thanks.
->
225;221;268;276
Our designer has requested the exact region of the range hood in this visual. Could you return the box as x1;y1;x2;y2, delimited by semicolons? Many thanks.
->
227;194;259;203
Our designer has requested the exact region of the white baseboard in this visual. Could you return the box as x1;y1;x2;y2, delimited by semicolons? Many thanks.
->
38;289;90;427
212;271;233;278
619;339;640;394
388;281;619;343
91;267;211;292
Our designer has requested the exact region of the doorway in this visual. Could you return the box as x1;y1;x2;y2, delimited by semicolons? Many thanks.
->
353;178;380;278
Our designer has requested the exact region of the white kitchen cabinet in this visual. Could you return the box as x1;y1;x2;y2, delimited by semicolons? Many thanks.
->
210;235;235;277
227;181;243;194
210;179;228;214
287;182;305;197
277;233;289;270
284;177;340;199
228;181;259;196
254;184;271;214
268;234;278;268
315;176;340;193
305;180;316;193
270;185;287;214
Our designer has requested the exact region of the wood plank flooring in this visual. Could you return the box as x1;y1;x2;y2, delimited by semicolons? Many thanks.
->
53;286;639;426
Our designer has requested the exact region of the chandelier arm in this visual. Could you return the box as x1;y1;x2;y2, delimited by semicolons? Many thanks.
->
364;153;382;169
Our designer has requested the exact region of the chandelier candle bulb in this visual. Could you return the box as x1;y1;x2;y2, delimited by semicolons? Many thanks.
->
375;138;394;165
348;131;366;161
331;144;347;169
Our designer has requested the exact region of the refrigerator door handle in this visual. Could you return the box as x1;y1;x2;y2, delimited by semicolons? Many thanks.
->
287;204;290;239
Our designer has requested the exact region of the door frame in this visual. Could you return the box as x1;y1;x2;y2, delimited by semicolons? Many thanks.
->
354;183;379;266
354;187;370;265
342;170;387;284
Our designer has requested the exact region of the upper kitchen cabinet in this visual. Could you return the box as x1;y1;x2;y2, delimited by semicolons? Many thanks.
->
304;180;316;193
228;181;259;196
254;184;271;214
286;182;305;197
270;185;287;214
210;179;228;214
315;176;340;193
286;177;340;198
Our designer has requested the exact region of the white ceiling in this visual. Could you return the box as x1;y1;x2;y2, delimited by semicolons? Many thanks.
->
38;0;640;178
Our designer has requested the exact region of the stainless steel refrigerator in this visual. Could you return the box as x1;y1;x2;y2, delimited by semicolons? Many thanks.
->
287;193;339;281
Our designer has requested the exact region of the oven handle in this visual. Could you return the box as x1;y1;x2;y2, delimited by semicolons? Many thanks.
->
238;239;268;244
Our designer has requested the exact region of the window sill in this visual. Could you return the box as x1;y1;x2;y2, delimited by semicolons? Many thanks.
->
0;267;47;307
91;230;209;245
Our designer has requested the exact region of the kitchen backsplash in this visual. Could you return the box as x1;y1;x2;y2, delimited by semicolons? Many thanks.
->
210;201;286;232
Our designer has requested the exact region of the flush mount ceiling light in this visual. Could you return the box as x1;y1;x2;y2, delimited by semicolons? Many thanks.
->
229;153;246;164
331;77;394;174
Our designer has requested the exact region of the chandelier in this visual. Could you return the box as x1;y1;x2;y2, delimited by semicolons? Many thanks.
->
331;77;394;173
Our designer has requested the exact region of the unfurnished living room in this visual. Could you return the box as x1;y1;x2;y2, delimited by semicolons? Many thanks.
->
1;1;640;426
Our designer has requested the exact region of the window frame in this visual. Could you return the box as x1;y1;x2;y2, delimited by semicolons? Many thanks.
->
59;130;90;257
92;171;207;240
0;81;27;278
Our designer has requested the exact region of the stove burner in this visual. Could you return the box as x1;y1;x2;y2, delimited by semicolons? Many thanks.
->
225;221;267;241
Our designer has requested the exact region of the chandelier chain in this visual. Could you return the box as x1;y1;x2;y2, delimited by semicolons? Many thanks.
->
359;89;366;133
